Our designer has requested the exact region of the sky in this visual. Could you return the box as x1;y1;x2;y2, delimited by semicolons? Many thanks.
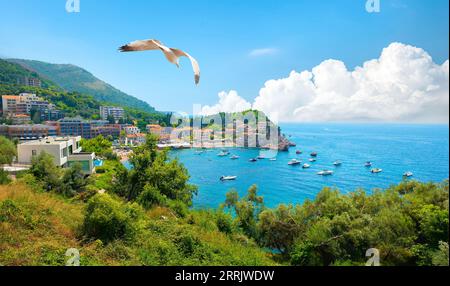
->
0;0;448;123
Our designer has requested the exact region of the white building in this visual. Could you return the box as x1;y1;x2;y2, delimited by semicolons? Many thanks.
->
100;106;125;122
17;136;96;175
123;126;141;135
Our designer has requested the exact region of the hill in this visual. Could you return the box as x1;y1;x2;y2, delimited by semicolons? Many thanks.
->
6;59;156;113
0;59;56;89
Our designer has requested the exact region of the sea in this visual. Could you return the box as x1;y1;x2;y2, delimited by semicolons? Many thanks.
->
169;124;449;209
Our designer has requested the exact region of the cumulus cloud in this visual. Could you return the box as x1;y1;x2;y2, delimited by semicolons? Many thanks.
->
249;48;278;57
252;43;449;123
200;90;252;116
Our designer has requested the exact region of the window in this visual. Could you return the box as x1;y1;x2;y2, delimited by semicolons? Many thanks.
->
32;150;37;156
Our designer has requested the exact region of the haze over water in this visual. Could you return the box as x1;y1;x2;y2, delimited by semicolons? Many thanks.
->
171;124;450;209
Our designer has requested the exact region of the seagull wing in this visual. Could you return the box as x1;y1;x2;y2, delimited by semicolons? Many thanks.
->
119;39;161;52
170;48;201;85
119;39;178;66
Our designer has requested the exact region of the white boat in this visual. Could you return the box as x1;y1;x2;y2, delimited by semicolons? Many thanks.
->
269;158;277;161
288;159;301;166
403;172;414;178
257;155;266;160
333;161;342;167
230;155;240;160
249;158;258;162
371;168;383;174
217;151;229;157
365;162;373;167
309;158;317;162
220;176;237;181
317;170;334;176
302;164;311;169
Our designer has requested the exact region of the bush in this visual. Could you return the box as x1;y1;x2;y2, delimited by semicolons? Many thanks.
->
168;200;189;218
216;211;233;234
137;185;167;209
82;194;142;243
0;169;11;185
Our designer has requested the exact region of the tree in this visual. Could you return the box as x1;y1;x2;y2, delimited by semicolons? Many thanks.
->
60;163;89;197
0;136;16;165
224;185;264;238
81;135;112;156
30;152;61;191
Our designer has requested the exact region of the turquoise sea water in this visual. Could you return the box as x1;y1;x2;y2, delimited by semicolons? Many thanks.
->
170;124;449;209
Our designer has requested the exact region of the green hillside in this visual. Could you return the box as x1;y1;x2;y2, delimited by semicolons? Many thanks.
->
0;59;56;89
7;59;156;113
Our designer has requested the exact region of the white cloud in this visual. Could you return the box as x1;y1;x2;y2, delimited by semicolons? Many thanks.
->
249;48;278;57
200;90;252;116
252;42;449;123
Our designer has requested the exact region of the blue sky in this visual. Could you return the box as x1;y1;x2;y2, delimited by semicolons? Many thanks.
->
0;0;448;114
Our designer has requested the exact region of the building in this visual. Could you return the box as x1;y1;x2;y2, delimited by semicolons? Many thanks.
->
1;95;20;114
126;133;146;146
1;93;54;115
24;77;42;87
58;117;92;139
0;124;59;140
91;124;121;139
146;124;162;135
17;136;95;175
11;114;31;125
100;106;125;122
39;109;65;122
123;125;140;135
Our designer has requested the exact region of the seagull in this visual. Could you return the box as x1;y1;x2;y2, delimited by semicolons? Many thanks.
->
119;39;200;85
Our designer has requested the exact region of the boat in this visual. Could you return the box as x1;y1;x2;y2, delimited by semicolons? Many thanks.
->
333;161;342;167
257;155;266;160
230;155;240;160
288;159;301;166
365;162;373;167
296;150;302;155
311;152;318;157
317;170;334;176
371;168;383;174
217;151;229;157
302;164;311;169
309;158;317;162
269;158;277;161
220;176;237;181
403;171;414;178
249;158;258;162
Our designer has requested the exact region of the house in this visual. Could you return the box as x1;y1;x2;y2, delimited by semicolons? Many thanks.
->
17;136;96;175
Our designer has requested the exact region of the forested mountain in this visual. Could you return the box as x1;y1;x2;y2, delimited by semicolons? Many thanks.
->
6;59;156;113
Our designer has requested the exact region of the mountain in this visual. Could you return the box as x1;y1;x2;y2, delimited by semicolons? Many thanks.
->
0;59;56;89
7;59;156;113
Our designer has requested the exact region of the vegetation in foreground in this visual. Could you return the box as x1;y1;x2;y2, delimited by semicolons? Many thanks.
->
0;135;448;266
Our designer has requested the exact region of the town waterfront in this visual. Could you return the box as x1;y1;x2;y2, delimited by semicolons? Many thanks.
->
170;124;450;209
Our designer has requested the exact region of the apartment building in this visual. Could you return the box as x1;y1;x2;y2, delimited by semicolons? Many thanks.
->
17;136;95;175
100;106;125;122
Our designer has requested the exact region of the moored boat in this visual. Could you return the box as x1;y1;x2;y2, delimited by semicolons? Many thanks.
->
309;158;317;162
302;164;311;169
371;168;383;174
311;152;318;157
249;158;258;162
403;171;414;178
231;155;240;160
333;161;342;167
220;176;237;181
317;170;334;176
365;162;373;167
288;159;301;166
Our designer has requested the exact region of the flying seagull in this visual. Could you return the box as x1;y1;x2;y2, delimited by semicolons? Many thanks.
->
119;39;200;85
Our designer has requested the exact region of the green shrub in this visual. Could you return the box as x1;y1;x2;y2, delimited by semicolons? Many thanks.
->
0;169;11;185
137;185;167;209
168;200;188;218
216;211;233;234
82;194;141;243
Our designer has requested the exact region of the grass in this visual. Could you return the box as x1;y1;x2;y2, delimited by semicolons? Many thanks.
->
0;182;276;266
